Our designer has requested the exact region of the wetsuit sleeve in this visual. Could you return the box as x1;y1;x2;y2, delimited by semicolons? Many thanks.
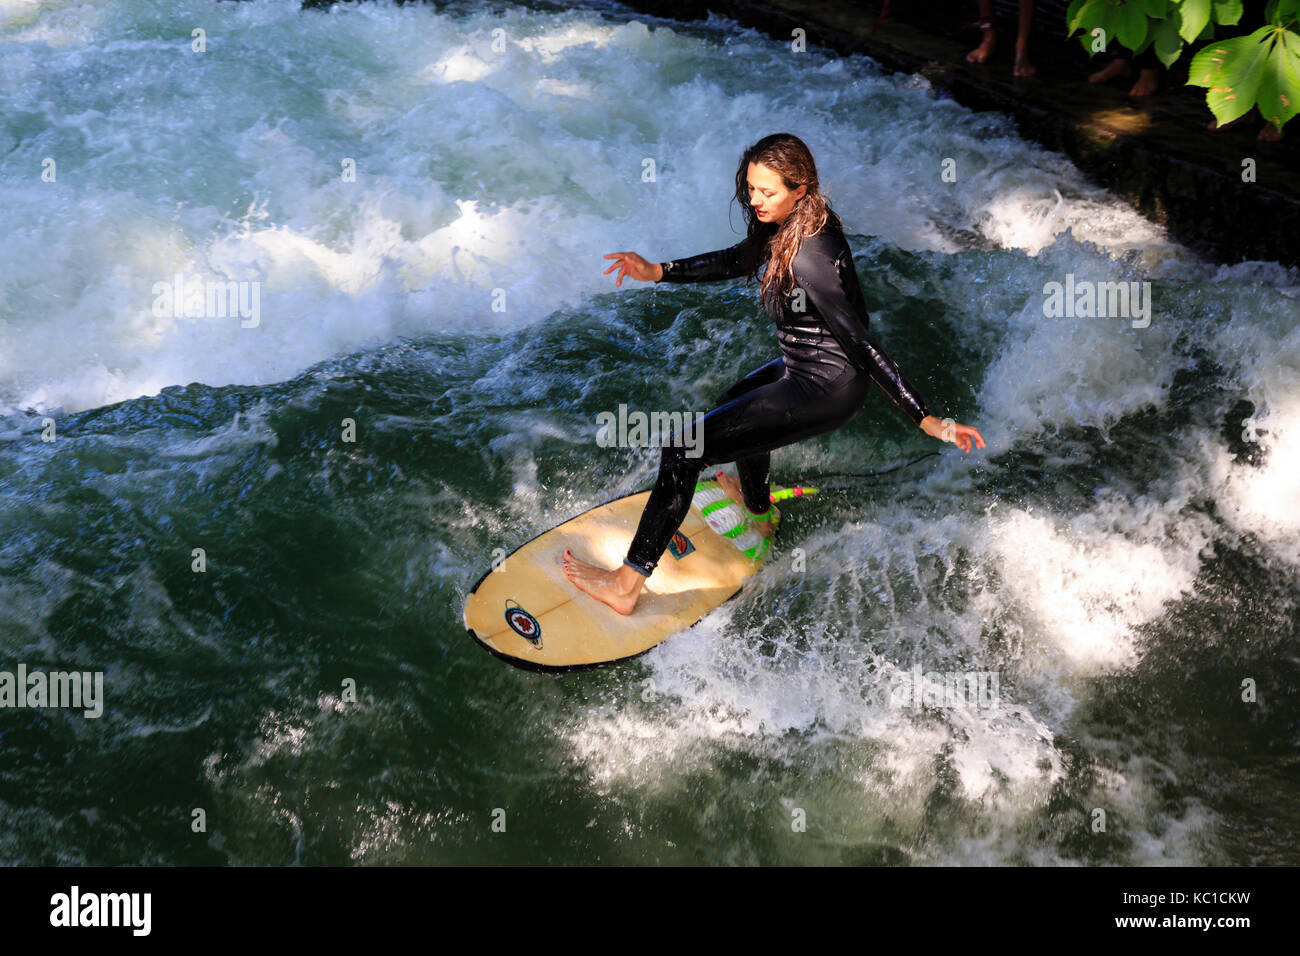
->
795;243;931;427
657;237;751;283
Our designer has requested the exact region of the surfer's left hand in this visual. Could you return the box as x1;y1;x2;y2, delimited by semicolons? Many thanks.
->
922;416;985;453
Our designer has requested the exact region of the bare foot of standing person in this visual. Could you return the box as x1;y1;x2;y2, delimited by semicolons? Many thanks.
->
1128;67;1159;97
1014;41;1036;77
1089;59;1131;83
967;18;996;64
1012;0;1035;77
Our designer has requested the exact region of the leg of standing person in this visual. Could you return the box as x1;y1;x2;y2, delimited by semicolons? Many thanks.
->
966;0;996;64
711;359;782;517
1014;0;1037;77
1128;44;1160;97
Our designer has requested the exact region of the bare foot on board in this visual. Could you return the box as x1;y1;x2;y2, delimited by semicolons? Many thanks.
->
561;550;645;615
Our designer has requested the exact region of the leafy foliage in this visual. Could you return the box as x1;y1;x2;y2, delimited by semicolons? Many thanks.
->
1065;0;1300;129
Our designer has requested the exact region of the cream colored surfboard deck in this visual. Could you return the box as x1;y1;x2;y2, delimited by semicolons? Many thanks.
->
463;490;765;670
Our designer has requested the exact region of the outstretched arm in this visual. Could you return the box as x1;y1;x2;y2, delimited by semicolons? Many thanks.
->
656;236;753;284
796;240;986;453
603;234;759;287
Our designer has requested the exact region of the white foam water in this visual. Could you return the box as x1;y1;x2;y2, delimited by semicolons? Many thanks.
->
3;0;1297;865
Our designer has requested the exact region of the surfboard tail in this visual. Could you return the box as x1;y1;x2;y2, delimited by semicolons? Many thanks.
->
689;478;820;562
692;480;767;556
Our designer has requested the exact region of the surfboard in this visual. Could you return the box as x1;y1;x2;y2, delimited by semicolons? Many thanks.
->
462;484;809;672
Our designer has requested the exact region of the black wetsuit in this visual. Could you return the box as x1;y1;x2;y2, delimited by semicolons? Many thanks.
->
622;217;931;577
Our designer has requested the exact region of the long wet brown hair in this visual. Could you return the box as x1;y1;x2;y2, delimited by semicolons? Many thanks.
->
729;133;842;314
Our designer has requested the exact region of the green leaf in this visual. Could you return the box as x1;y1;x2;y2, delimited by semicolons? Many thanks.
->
1068;0;1089;34
1072;0;1122;52
1094;0;1122;48
1139;0;1169;15
1152;15;1187;65
1180;0;1212;42
1069;0;1106;35
1187;26;1275;126
1275;0;1300;26
1117;1;1151;49
1256;27;1300;129
1066;0;1087;33
1212;0;1244;26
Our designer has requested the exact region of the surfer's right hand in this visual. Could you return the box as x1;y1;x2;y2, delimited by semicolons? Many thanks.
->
922;416;986;453
603;252;661;286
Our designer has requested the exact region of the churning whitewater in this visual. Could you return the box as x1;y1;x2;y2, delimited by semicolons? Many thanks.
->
1;0;1297;865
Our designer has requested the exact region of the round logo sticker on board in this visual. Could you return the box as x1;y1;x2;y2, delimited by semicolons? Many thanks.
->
504;600;542;647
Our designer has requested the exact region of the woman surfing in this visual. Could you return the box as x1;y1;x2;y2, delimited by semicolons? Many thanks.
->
563;133;985;615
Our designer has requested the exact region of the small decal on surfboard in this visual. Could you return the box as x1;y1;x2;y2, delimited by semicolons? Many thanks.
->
504;600;542;647
667;531;695;559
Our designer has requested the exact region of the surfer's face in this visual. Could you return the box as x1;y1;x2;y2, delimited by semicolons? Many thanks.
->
747;162;806;225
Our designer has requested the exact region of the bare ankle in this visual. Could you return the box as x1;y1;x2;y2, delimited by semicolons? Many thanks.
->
617;563;648;594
